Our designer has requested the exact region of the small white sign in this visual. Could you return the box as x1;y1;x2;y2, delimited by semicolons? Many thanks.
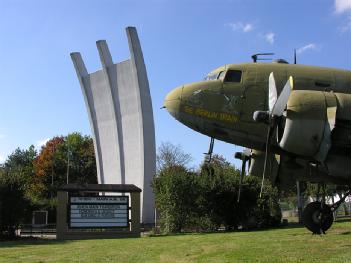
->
70;196;128;204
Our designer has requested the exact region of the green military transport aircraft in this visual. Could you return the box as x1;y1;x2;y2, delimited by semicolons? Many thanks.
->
164;55;351;234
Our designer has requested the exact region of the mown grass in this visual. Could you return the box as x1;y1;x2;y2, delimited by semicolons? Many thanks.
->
1;220;351;263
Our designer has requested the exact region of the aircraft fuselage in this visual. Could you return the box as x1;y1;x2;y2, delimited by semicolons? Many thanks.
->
165;62;351;151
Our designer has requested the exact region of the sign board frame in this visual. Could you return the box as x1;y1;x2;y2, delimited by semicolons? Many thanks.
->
32;210;48;227
57;184;141;240
68;195;130;229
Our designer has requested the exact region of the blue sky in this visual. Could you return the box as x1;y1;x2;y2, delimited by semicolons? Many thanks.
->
0;0;351;168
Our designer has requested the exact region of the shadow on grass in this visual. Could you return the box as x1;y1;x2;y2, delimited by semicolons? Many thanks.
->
147;222;306;238
277;222;305;229
335;217;351;223
0;238;72;248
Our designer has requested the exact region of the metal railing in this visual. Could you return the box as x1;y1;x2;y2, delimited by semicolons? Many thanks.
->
20;224;56;237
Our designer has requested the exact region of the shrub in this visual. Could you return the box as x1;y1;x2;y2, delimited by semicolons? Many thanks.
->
153;162;281;233
152;165;199;233
0;172;31;239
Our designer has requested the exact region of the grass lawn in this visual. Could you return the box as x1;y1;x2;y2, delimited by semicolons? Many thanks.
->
1;220;351;263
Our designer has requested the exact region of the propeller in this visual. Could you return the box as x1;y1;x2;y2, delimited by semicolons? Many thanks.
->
253;73;293;196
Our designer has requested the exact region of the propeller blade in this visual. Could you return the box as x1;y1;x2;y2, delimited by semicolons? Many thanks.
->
237;158;246;203
271;76;293;117
245;148;252;174
247;150;252;174
243;148;251;156
260;126;274;197
269;72;277;112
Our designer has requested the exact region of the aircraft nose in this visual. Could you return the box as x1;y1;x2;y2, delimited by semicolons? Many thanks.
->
164;85;183;118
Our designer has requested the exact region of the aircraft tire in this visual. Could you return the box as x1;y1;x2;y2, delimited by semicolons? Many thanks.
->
302;201;334;234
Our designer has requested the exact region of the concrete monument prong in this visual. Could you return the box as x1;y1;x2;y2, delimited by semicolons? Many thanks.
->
70;27;155;224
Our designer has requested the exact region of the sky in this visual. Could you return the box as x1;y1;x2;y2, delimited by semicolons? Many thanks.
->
0;0;351;169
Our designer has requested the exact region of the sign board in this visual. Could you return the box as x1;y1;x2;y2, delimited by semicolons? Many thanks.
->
32;211;48;226
69;196;129;228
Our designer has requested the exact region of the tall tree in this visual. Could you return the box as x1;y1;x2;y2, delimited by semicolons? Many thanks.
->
32;136;65;202
3;145;37;188
32;133;97;202
62;133;97;185
156;142;193;172
0;146;36;238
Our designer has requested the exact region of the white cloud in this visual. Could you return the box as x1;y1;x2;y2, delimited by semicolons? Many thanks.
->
0;134;5;139
296;43;319;54
264;32;275;44
242;23;253;32
36;138;50;148
227;22;254;33
335;0;351;13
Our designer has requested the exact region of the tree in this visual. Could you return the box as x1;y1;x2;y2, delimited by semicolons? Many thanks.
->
32;133;97;203
31;136;65;202
3;146;37;189
60;133;97;185
0;147;36;238
156;142;193;172
200;154;237;176
152;165;198;232
0;133;98;236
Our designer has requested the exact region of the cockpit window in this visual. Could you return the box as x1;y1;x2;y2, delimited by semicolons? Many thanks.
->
218;71;226;80
204;73;218;81
224;70;242;83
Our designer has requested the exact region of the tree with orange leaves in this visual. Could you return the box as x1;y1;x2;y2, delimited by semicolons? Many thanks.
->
30;133;97;204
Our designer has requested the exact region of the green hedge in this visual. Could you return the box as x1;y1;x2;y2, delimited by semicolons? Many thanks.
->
152;165;281;233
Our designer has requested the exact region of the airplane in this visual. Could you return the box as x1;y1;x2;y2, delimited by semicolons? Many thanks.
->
163;53;351;234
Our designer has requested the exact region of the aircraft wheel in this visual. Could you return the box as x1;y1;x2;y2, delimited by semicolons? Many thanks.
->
302;201;333;234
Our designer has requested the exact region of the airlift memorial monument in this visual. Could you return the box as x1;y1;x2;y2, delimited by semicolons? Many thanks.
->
56;27;156;239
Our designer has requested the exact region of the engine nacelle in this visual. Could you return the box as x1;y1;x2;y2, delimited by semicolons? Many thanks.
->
248;149;301;190
278;90;334;161
279;90;351;162
249;149;279;181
